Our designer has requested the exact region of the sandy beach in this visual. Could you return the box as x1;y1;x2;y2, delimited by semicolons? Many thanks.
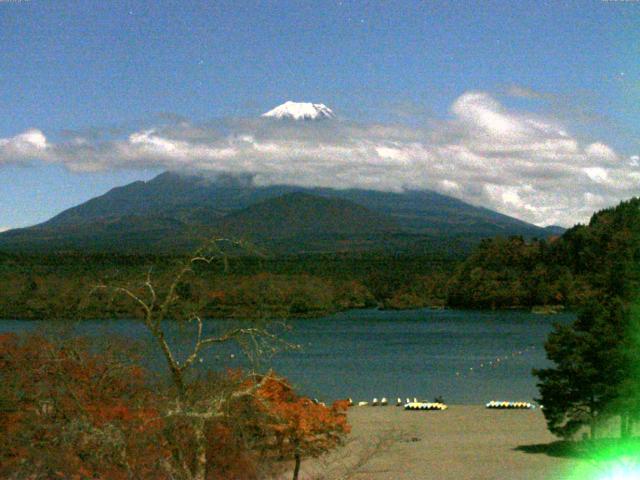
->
297;405;585;480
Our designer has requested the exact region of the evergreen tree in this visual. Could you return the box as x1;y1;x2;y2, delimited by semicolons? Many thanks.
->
534;298;626;438
534;198;640;439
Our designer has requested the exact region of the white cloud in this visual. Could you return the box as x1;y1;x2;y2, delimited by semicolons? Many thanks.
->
0;129;49;164
583;167;609;184
0;92;638;227
585;142;618;165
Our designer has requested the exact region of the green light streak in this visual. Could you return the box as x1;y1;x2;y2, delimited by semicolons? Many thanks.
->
559;440;640;480
558;303;640;479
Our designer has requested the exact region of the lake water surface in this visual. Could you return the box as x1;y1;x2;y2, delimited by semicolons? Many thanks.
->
0;308;573;404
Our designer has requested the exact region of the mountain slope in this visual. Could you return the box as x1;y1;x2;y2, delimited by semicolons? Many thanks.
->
42;172;297;227
217;192;398;239
309;187;545;238
0;171;561;254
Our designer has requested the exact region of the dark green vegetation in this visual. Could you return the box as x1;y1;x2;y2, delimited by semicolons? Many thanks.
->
0;171;557;255
446;236;573;309
446;199;639;309
532;198;640;439
1;197;638;322
0;251;453;319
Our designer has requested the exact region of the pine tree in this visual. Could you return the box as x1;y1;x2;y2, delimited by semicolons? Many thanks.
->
534;298;627;438
534;198;640;440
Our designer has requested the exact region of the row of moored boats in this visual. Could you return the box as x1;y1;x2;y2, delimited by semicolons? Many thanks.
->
344;397;536;410
485;401;535;409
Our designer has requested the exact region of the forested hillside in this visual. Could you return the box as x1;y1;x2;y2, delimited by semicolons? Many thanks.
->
447;198;640;310
1;198;637;320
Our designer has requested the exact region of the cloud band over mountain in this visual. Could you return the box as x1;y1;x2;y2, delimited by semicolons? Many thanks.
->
1;91;638;227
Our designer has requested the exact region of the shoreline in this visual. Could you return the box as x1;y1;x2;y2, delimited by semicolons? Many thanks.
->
0;304;571;322
297;405;584;480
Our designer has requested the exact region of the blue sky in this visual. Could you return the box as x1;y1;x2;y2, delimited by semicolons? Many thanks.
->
0;0;638;228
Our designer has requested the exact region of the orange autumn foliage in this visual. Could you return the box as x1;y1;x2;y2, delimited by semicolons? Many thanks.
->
0;334;350;480
167;372;351;479
256;376;351;460
0;333;168;480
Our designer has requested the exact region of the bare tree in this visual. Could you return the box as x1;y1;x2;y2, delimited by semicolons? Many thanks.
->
95;237;297;480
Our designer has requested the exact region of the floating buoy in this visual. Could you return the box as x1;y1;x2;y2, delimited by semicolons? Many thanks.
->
380;397;388;406
372;398;378;406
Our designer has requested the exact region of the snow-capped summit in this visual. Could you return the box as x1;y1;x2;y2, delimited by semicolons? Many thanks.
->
261;101;335;120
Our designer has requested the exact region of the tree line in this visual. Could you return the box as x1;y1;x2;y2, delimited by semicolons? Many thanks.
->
0;252;453;320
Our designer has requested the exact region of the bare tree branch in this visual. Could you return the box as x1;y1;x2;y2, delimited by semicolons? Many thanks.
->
90;236;293;480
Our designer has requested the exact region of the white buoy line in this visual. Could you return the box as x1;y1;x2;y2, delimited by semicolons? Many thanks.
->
454;345;537;380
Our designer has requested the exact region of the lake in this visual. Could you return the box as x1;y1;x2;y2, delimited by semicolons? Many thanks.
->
0;308;573;404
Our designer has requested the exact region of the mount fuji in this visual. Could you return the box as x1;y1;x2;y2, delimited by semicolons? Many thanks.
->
0;171;562;255
261;101;336;120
